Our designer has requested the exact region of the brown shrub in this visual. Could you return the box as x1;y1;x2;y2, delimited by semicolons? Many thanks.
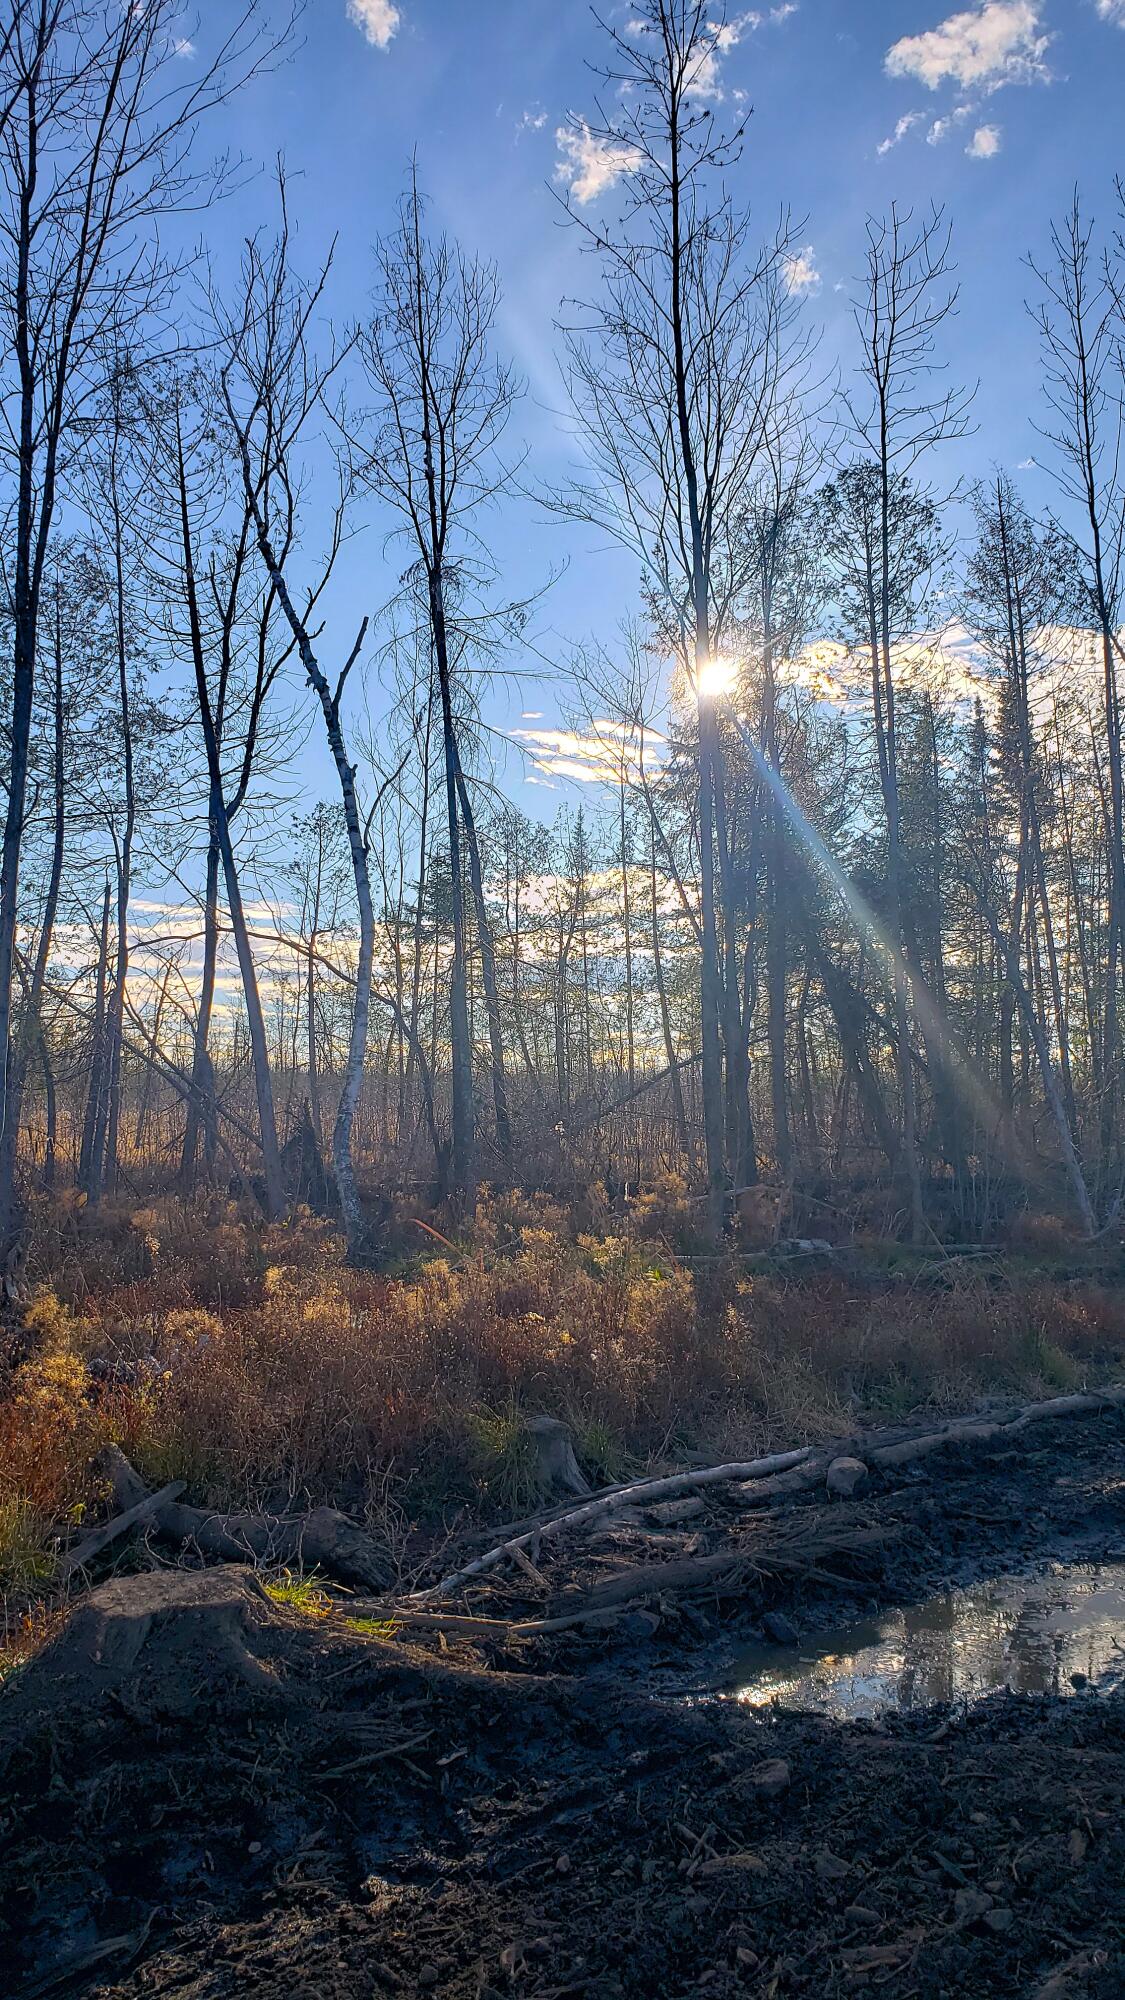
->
2;1198;1124;1533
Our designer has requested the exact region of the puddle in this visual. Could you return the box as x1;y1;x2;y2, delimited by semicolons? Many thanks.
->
729;1560;1125;1718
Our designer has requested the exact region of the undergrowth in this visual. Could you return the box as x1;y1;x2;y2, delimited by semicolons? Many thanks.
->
0;1187;1122;1607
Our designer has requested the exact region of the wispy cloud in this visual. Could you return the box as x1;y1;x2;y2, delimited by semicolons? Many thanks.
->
885;2;1050;93
877;110;924;154
347;0;400;51
782;244;821;294
172;36;195;59
555;121;643;205
628;5;796;101
966;121;1002;155
516;105;547;136
514;721;667;786
1096;0;1125;23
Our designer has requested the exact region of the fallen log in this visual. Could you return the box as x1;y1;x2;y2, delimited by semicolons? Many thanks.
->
395;1381;1125;1611
56;1477;186;1582
728;1457;833;1506
96;1447;392;1591
402;1447;816;1605
536;1522;889;1622
868;1421;1005;1469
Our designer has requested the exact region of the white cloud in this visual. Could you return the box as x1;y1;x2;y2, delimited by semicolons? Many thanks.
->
966;121;1002;155
681;7;798;96
885;2;1050;93
782;244;821;294
555;121;643;204
517;105;547;135
172;36;195;58
347;0;400;51
877;110;924;153
1097;0;1125;22
514;721;666;787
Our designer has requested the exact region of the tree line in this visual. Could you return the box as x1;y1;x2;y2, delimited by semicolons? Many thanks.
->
2;0;1125;1258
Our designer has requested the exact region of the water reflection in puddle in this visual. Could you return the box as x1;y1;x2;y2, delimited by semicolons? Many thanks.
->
730;1562;1125;1718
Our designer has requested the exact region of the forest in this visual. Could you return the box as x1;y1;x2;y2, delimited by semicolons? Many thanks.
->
1;7;1123;1256
4;3;1125;1998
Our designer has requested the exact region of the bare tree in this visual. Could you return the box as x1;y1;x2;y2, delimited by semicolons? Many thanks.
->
838;203;973;1240
356;174;521;1206
555;0;803;1227
0;0;284;1237
220;198;382;1260
1033;197;1125;1178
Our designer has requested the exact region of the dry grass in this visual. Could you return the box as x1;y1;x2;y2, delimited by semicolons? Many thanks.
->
0;1188;1123;1602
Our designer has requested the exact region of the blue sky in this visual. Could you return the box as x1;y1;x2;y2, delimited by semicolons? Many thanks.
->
193;0;1125;816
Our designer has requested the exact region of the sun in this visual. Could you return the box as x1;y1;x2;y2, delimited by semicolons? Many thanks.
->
696;654;738;700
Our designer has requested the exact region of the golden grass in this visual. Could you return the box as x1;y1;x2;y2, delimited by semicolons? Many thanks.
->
0;1189;1123;1576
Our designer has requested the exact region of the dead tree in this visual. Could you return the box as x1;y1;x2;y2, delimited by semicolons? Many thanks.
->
554;0;804;1228
220;195;379;1261
0;0;283;1238
1033;197;1125;1186
357;173;521;1208
838;204;973;1239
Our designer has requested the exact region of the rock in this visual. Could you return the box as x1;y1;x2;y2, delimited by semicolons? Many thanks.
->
418;1966;440;1989
843;1904;881;1927
748;1756;791;1799
762;1611;800;1646
954;1888;993;1923
815;1851;850;1883
826;1456;869;1499
1069;1672;1088;1689
984;1906;1014;1933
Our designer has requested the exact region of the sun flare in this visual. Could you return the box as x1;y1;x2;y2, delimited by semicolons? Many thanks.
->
696;654;738;700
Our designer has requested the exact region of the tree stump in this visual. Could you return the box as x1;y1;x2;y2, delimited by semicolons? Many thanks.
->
26;1567;288;1721
527;1416;590;1498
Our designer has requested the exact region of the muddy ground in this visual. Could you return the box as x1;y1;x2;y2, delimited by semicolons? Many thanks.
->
4;1409;1125;2000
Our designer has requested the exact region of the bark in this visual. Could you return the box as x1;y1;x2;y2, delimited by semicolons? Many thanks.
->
176;427;285;1219
429;571;475;1203
179;835;221;1188
455;759;512;1179
78;882;112;1207
5;589;67;1197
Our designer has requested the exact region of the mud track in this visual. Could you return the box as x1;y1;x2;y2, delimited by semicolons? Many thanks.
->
4;1409;1125;1999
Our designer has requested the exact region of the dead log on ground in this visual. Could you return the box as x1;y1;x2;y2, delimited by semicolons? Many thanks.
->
397;1382;1125;1610
97;1446;393;1591
402;1447;816;1605
56;1476;186;1581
